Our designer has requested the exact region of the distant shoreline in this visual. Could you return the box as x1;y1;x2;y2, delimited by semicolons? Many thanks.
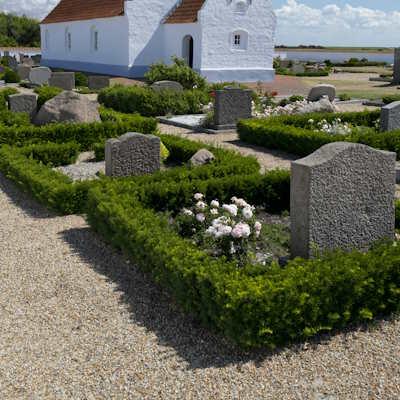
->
275;47;394;54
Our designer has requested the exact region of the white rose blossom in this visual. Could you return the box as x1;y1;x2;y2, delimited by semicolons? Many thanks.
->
210;208;219;215
231;223;251;239
194;193;204;200
196;213;206;223
196;201;207;210
182;208;194;216
242;207;253;220
210;200;220;208
222;204;238;216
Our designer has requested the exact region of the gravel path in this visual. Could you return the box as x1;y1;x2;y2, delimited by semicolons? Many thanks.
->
159;124;297;172
1;172;400;399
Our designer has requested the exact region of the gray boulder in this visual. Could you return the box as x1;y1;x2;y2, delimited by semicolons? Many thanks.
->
189;149;215;167
151;80;184;92
308;84;336;102
34;91;101;126
297;96;337;114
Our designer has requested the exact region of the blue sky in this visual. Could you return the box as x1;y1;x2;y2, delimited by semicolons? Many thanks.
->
0;0;399;46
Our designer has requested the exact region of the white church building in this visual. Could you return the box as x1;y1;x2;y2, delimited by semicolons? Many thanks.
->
40;0;276;82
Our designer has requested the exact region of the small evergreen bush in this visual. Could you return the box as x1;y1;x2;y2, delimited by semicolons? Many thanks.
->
3;68;20;83
34;86;63;108
145;56;207;90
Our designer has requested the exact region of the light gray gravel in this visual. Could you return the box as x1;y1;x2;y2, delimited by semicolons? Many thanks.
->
1;171;400;399
55;161;105;181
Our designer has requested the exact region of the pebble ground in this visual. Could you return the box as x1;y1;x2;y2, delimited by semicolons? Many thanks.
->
1;165;400;398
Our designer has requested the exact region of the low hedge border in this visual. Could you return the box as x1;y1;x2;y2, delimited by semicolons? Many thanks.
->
237;110;400;159
0;135;260;215
0;109;157;149
86;169;400;348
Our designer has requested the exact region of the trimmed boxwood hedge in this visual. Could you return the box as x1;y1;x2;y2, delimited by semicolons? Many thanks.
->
237;110;400;159
0;135;260;215
98;84;209;117
0;110;157;149
86;171;400;348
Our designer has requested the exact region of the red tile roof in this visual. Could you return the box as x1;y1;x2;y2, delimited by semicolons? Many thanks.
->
42;0;125;24
164;0;205;24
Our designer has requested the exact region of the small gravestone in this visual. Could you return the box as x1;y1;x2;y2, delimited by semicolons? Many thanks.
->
189;149;215;167
291;62;305;74
17;65;32;81
8;94;38;119
8;57;18;71
105;132;161;177
308;84;336;102
151;80;183;92
291;142;395;258
393;48;400;85
29;67;52;85
31;55;41;65
213;87;252;129
20;57;34;67
88;75;110;90
49;72;75;90
380;101;400;132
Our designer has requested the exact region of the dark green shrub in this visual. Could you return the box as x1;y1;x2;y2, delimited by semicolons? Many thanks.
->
75;72;88;87
18;142;80;166
3;68;20;83
34;86;63;108
383;95;400;105
0;109;31;126
145;56;207;90
237;110;400;158
0;87;18;109
0;113;157;149
339;93;352;101
98;84;209;116
86;174;400;348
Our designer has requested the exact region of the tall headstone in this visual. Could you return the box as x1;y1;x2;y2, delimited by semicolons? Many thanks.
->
8;94;38;119
17;65;32;81
393;48;400;85
29;67;52;86
49;72;75;90
380;101;400;132
291;142;395;258
88;75;110;90
105;132;161;177
213;87;252;129
151;80;183;92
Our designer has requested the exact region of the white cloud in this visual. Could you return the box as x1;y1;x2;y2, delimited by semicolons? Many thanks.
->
276;0;400;46
0;0;57;19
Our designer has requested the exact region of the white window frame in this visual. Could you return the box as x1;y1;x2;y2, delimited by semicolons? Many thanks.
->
231;30;248;51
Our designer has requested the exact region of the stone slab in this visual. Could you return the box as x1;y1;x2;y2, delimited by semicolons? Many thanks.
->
213;88;252;128
49;72;75;90
8;94;37;119
151;80;184;92
88;75;110;90
105;132;161;177
307;84;336;102
291;142;396;258
29;67;52;86
17;65;32;81
380;101;400;132
393;48;400;85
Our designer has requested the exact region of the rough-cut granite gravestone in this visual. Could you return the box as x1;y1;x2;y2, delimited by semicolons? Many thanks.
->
8;94;37;119
380;101;400;132
105;132;161;177
17;65;32;80
88;75;110;90
31;55;41;65
189;149;215;167
393;48;400;85
34;91;100;126
151;80;183;92
307;84;336;102
29;67;52;85
291;142;395;258
49;72;75;90
213;87;252;129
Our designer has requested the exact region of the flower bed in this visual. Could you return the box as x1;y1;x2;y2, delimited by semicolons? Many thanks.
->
86;167;400;348
237;110;400;159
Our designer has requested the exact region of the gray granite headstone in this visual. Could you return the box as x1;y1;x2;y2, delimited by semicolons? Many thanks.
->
307;84;336;102
31;55;41;65
8;94;38;119
291;142;395;258
17;65;32;81
393;48;400;85
29;67;52;85
88;75;110;90
105;132;161;177
49;72;75;90
380;101;400;132
151;80;183;92
213;88;252;129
